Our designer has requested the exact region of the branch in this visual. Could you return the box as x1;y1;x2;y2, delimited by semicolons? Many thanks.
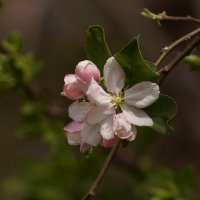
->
155;27;200;66
157;36;200;84
158;11;200;25
81;139;121;200
141;8;200;25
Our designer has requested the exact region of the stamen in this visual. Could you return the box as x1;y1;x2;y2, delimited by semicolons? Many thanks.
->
110;92;124;110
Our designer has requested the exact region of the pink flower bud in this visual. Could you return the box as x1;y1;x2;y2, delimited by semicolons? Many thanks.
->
61;74;84;100
101;137;117;148
75;60;100;84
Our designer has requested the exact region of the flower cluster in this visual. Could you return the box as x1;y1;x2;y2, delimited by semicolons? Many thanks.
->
62;57;160;152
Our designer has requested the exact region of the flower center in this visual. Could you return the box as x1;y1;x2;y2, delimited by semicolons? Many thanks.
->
110;92;124;109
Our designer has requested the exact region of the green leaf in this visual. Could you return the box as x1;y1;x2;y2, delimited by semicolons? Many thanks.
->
115;36;158;85
182;54;200;71
85;25;111;71
145;94;177;134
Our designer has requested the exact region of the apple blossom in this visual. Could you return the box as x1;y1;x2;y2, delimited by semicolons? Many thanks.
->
61;74;84;100
63;56;160;151
75;60;100;85
84;56;160;140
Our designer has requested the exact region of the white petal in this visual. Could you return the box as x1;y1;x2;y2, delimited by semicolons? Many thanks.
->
103;57;125;93
100;115;115;140
66;132;82;145
121;103;153;126
68;101;92;122
86;105;115;124
86;78;111;106
81;124;102;146
125;81;160;108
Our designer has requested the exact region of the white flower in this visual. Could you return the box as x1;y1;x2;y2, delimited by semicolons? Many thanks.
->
68;56;160;144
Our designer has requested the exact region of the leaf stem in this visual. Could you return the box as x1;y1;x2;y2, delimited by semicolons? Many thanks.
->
81;139;121;200
157;36;200;84
155;28;200;66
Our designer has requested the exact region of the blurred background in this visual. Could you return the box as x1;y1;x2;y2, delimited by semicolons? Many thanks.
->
0;0;200;199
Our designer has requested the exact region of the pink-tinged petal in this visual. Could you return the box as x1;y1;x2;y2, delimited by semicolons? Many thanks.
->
125;81;160;108
86;78;111;106
62;74;84;100
100;115;115;140
75;60;100;84
80;143;90;153
103;57;125;93
121;103;153;126
68;101;92;122
64;121;84;132
101;137;117;148
65;132;82;145
86;105;115;124
81;124;102;146
64;121;84;145
113;113;133;139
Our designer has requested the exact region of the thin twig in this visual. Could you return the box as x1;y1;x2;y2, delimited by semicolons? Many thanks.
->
157;36;200;84
155;27;200;66
159;11;200;25
81;139;121;200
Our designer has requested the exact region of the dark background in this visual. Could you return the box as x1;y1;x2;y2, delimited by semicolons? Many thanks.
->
0;0;200;199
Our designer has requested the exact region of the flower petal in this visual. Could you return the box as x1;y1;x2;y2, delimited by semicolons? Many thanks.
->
81;124;102;146
86;78;111;106
86;105;115;124
64;121;83;145
100;115;115;140
103;57;125;93
121;103;153;126
125;81;160;108
64;121;84;132
113;113;132;139
66;132;82;145
68;101;92;122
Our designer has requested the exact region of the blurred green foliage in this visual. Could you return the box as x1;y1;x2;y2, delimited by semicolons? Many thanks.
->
0;32;42;94
0;31;199;200
182;54;200;71
133;158;200;200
